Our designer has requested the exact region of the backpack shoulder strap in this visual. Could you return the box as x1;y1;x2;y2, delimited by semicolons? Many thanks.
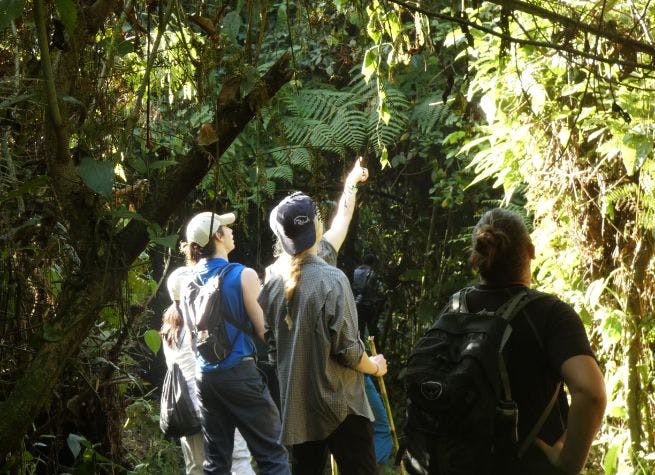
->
518;382;561;458
493;288;561;457
497;289;550;402
450;287;473;313
214;263;254;336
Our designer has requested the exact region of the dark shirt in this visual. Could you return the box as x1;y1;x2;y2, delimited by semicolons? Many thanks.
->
462;284;594;444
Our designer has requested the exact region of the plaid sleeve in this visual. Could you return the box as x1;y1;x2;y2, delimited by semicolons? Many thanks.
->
325;272;365;368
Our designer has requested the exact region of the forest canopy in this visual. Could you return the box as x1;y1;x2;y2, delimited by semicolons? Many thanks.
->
1;0;654;473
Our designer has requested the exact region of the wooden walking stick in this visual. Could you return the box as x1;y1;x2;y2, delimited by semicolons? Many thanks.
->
368;336;400;454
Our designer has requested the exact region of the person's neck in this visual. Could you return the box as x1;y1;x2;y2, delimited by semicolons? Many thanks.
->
210;247;229;261
479;277;531;287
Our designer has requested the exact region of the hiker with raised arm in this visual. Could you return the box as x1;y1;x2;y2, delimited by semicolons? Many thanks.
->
265;157;369;281
259;192;387;475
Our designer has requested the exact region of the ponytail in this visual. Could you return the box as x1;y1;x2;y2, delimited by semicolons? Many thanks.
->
160;302;183;348
285;251;310;303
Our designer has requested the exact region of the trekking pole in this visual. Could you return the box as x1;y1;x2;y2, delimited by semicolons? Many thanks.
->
330;454;338;475
367;337;399;455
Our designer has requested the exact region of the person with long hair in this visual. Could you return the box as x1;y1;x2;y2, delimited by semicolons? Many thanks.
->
181;211;290;475
259;192;387;475
439;208;605;474
160;266;204;474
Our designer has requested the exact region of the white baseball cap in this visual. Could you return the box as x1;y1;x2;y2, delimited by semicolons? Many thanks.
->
185;211;236;247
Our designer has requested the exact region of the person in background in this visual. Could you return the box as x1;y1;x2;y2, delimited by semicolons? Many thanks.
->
352;254;393;467
161;266;257;475
455;208;605;474
181;211;290;475
352;253;386;340
259;192;387;475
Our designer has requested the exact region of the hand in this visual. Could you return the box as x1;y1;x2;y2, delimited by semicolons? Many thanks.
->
535;432;567;472
346;157;369;188
370;354;387;377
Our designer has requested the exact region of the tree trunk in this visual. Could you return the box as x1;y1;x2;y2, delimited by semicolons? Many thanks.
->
0;51;292;462
625;234;653;459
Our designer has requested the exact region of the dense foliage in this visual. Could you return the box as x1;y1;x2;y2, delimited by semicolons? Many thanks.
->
1;0;654;473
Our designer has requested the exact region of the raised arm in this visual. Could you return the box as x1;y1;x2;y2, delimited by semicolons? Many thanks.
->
323;157;369;252
536;354;606;474
241;267;266;342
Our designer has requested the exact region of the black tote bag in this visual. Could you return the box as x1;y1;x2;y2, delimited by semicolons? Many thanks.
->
159;362;201;438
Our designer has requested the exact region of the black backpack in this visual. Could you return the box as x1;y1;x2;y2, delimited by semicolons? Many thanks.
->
352;265;378;308
400;288;561;475
182;264;253;364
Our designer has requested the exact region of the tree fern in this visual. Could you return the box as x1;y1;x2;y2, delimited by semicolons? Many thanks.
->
412;95;457;136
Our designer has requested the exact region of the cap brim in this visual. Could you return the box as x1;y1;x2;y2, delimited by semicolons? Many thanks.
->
219;212;236;226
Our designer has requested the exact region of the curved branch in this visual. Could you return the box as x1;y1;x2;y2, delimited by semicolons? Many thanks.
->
116;51;293;263
390;0;655;71
500;0;655;57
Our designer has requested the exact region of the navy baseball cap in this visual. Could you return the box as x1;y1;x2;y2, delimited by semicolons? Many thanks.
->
271;192;317;255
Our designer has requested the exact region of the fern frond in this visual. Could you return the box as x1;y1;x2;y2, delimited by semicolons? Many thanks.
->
265;165;293;182
412;96;455;135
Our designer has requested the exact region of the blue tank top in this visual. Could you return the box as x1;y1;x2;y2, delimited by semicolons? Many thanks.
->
193;257;256;372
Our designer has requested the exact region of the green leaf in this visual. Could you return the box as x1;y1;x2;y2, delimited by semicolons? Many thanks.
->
619;142;636;176
362;48;377;83
115;39;134;56
55;0;77;34
222;11;241;42
0;0;25;31
399;268;422;282
603;441;620;475
128;157;147;174
0;92;35;109
151;234;179;249
365;8;381;43
111;207;148;223
380;145;389;169
0;175;48;204
77;156;114;198
379;102;391;125
61;95;84;108
148;160;178;170
67;433;84;459
143;329;161;355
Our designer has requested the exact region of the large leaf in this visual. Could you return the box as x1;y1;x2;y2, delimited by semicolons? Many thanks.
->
150;234;179;249
143;329;161;355
77;156;114;198
0;0;25;31
55;0;77;34
222;11;241;42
